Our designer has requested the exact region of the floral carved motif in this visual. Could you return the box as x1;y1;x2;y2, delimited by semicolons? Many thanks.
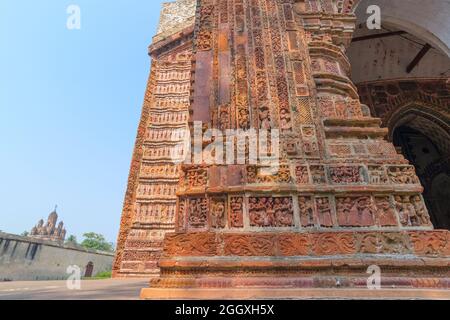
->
409;231;449;256
312;233;356;255
223;235;276;256
197;31;213;51
278;234;310;256
196;3;214;51
164;233;217;256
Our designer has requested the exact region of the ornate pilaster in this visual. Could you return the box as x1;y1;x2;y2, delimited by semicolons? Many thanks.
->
113;1;195;278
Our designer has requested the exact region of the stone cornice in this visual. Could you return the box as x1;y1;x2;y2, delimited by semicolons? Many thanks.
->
149;25;194;58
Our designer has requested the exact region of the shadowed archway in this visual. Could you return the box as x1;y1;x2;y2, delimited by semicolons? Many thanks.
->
393;124;450;230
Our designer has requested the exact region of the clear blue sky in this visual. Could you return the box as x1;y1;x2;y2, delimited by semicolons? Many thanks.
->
0;0;166;244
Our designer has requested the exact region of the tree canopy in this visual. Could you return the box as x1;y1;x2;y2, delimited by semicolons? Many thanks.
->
80;232;114;252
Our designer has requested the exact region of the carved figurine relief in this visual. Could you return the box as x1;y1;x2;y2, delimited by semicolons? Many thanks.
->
186;168;208;188
316;197;334;228
229;197;244;228
395;195;431;227
412;195;432;226
210;198;227;229
295;166;310;184
310;166;326;184
374;197;398;227
249;197;294;228
299;196;316;227
177;198;187;232
329;166;365;184
188;198;209;229
336;197;376;227
388;167;420;185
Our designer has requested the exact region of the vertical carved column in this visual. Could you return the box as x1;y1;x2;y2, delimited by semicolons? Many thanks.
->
114;43;193;278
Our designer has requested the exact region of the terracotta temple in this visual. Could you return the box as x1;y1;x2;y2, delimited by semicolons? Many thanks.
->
114;0;450;298
30;208;67;243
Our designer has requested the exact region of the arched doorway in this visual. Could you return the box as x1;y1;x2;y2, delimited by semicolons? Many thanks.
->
347;1;450;230
392;125;450;230
84;262;94;278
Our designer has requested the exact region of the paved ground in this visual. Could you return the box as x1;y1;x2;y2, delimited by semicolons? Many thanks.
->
2;279;450;300
0;279;148;300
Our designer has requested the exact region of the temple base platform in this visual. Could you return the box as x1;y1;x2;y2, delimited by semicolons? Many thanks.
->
140;231;450;299
141;288;450;300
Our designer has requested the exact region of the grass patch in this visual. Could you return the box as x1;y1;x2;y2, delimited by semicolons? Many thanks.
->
82;271;112;280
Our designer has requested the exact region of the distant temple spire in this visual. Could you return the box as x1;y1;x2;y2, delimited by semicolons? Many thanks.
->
29;206;67;242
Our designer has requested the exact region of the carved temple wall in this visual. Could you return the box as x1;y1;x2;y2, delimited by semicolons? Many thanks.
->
116;0;450;290
113;27;193;277
173;0;433;237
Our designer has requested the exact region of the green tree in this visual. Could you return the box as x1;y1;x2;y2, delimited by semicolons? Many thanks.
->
81;233;114;252
21;231;29;237
65;235;78;245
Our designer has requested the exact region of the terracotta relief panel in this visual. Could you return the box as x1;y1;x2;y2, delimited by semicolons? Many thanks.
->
298;196;316;228
188;197;209;230
210;197;227;229
249;197;295;228
224;234;277;256
329;166;366;184
336;196;377;227
229;196;245;228
394;195;432;227
315;197;335;228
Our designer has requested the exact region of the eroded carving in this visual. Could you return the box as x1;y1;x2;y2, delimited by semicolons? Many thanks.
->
249;197;294;228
